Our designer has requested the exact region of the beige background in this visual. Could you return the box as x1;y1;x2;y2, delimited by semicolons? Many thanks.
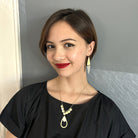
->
0;0;22;137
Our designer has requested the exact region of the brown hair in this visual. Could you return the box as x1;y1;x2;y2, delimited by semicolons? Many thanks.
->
39;8;97;61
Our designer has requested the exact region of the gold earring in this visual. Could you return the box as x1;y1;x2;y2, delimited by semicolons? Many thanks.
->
87;56;91;74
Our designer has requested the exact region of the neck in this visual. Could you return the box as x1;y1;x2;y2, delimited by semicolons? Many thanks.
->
56;71;88;94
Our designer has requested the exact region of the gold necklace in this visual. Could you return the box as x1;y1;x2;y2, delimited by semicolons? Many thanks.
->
59;85;86;128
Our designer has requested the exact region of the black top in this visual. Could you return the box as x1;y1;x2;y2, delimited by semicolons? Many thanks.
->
0;81;136;138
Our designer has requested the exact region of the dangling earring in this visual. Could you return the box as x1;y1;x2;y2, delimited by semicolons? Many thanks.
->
87;56;91;74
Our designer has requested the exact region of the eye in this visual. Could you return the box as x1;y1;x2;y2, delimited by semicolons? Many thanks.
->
64;43;75;48
46;44;55;49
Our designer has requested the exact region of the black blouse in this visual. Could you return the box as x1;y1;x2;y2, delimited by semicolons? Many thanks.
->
0;81;136;138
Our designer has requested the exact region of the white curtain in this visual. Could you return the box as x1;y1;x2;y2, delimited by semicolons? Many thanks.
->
0;0;22;137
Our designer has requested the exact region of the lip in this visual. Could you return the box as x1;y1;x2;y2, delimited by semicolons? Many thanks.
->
55;63;70;69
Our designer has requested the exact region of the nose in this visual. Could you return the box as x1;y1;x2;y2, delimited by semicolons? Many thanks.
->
53;47;65;61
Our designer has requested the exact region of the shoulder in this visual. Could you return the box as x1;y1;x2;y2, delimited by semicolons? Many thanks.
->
90;92;136;137
96;92;121;114
20;81;46;93
87;91;122;120
12;81;47;103
88;91;126;122
0;81;47;137
98;92;129;124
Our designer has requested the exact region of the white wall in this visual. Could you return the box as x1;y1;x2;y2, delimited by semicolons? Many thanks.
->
0;0;22;137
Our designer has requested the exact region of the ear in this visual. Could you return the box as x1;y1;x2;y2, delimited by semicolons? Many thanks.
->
86;41;95;56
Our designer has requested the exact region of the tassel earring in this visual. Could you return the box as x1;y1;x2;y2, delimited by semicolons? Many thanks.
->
87;56;91;74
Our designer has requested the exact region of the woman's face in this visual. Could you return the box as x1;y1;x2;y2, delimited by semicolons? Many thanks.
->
46;21;93;77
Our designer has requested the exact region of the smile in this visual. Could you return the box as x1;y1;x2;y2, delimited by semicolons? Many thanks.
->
55;63;70;69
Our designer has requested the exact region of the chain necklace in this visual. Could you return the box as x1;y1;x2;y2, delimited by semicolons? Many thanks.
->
59;85;86;128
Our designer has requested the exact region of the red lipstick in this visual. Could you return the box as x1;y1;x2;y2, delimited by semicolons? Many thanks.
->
55;63;70;69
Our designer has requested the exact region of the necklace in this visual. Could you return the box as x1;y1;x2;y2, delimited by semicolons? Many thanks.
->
59;85;86;128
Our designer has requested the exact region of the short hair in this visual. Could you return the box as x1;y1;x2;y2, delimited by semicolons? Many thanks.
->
39;8;97;61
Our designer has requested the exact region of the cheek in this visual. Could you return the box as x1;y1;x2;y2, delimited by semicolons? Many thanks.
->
69;49;86;62
46;53;52;62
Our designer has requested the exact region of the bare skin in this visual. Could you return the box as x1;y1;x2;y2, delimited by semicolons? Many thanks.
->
5;130;17;138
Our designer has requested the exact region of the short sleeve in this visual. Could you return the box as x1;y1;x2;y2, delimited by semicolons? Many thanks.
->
0;89;26;137
109;102;136;138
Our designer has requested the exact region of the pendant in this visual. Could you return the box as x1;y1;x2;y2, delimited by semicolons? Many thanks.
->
60;115;68;128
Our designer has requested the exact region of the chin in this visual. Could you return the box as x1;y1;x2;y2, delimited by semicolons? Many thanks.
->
54;65;85;78
57;70;82;78
57;72;71;78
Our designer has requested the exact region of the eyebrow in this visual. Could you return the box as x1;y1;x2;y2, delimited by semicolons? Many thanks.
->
46;38;76;44
46;41;54;44
60;38;76;42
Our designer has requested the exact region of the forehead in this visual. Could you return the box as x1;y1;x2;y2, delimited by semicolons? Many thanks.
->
47;21;81;41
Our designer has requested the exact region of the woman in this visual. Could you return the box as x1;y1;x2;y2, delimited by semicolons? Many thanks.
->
0;8;136;138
